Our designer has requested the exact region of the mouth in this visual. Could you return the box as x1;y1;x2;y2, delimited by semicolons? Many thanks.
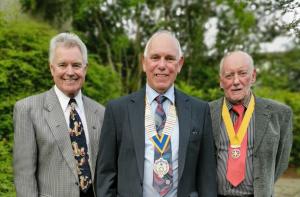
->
155;73;168;77
231;88;242;94
63;78;78;83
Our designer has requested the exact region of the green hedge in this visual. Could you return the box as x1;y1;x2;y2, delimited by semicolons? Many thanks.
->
0;137;14;197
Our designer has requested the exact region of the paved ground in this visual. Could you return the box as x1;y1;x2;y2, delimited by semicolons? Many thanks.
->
275;178;300;197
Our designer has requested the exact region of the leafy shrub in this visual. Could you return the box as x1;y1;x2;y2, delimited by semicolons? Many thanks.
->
0;137;15;197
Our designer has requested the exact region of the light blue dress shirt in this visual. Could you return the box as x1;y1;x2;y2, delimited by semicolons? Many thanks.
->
143;84;179;197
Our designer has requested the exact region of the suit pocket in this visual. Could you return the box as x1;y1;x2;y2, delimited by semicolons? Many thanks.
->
189;128;202;141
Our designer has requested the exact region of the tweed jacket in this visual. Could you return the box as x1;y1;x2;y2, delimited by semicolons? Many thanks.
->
209;97;293;197
13;88;105;197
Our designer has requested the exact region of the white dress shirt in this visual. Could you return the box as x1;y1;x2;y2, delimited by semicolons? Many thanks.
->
143;84;179;197
54;85;90;148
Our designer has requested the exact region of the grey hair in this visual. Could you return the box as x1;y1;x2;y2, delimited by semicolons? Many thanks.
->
49;32;88;65
219;50;254;75
143;30;183;59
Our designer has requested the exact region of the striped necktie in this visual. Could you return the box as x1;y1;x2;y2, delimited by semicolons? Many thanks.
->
153;95;173;196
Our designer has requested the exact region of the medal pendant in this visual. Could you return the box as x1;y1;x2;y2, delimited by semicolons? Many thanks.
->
153;157;169;178
231;148;241;159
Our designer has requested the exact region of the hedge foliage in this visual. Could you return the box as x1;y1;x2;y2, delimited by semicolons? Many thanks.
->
0;137;14;197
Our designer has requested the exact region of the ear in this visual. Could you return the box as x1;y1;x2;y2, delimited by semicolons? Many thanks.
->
84;63;88;71
219;75;223;89
141;55;146;72
251;68;257;84
176;56;184;73
49;64;54;76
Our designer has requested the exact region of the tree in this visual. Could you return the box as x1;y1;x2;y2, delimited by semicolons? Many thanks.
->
17;0;300;169
20;0;299;93
255;48;300;92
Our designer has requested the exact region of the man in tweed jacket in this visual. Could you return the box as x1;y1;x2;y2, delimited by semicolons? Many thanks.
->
13;32;104;197
209;51;293;197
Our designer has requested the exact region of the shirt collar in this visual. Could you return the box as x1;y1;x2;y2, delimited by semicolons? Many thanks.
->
54;85;84;112
146;83;175;105
226;92;252;110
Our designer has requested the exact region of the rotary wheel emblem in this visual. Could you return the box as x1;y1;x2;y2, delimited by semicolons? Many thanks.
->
231;148;241;159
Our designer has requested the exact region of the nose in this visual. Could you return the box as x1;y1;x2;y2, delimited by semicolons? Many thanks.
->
65;64;75;75
157;58;167;69
233;74;240;85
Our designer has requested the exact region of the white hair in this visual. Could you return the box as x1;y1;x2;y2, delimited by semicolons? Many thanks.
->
219;50;254;75
143;30;183;59
49;32;88;65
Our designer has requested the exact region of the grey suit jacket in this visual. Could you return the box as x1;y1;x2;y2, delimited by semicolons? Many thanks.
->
13;88;105;197
95;87;217;197
209;97;293;197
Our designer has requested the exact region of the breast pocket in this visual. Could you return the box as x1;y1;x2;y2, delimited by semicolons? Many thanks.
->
189;128;202;141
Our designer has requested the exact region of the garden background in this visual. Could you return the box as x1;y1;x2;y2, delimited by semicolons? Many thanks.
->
0;0;299;196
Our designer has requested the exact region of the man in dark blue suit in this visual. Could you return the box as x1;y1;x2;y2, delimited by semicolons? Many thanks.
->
95;30;217;197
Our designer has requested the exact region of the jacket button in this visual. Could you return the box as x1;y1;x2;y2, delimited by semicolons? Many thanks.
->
75;182;79;185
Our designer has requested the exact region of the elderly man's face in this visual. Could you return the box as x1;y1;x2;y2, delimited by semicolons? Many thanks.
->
142;33;183;93
220;52;256;104
50;46;87;97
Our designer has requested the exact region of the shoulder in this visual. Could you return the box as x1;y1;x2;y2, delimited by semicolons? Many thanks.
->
82;95;105;112
209;98;223;108
107;89;144;107
256;97;292;114
14;91;47;110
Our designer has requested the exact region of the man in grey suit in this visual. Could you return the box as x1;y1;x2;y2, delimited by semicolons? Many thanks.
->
13;32;105;197
209;51;293;197
95;30;217;197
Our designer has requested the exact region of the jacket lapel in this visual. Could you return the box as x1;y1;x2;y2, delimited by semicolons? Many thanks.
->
128;88;146;181
83;96;101;179
44;88;78;181
253;97;271;154
175;90;191;181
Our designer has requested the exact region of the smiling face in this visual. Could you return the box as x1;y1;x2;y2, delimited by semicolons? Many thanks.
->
50;45;87;98
142;33;184;93
220;51;256;104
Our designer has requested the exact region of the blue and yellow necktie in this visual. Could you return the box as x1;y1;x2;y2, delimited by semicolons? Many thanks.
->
153;95;173;196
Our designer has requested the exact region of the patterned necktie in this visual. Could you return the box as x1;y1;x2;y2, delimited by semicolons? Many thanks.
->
153;95;173;196
68;98;92;192
226;104;247;187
